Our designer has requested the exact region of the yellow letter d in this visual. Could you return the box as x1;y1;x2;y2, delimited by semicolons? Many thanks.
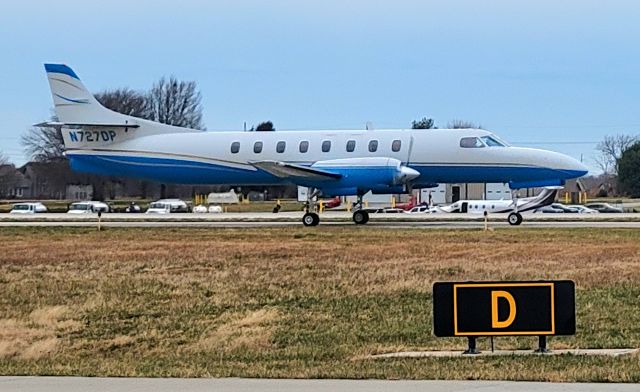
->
491;290;516;328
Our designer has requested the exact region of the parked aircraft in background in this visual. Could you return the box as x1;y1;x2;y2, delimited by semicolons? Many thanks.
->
435;187;561;225
40;64;588;226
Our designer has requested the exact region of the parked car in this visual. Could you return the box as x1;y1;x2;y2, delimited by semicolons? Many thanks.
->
584;203;623;213
208;205;223;213
9;202;48;214
125;202;142;213
192;204;208;213
534;204;565;213
567;205;599;214
534;203;579;213
407;205;438;214
551;203;579;213
67;201;110;214
146;199;189;214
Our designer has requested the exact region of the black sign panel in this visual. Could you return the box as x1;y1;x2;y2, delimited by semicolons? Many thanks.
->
433;281;575;337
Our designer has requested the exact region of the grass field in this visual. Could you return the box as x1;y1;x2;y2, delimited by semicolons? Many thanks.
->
1;227;639;381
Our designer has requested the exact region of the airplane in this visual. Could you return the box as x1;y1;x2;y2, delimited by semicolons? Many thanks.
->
40;63;588;226
432;187;561;225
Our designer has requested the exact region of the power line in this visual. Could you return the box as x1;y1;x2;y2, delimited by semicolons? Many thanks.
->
512;141;599;145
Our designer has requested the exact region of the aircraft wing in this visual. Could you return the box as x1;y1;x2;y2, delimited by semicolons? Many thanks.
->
249;160;342;181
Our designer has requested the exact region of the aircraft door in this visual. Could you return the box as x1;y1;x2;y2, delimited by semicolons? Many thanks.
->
461;202;468;213
452;185;461;203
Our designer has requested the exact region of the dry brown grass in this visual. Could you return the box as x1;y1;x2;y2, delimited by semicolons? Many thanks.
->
0;227;639;380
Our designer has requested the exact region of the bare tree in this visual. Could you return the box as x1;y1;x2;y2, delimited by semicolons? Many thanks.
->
0;151;8;165
594;134;638;175
146;77;205;129
95;88;150;119
22;121;65;162
447;119;481;129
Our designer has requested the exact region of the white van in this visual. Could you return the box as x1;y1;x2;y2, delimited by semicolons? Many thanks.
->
10;202;48;214
146;199;189;214
67;201;110;214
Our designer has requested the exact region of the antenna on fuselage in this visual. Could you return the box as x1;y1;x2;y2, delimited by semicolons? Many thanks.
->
365;121;375;131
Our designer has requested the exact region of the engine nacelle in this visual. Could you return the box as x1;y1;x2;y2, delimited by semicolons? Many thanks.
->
312;157;420;194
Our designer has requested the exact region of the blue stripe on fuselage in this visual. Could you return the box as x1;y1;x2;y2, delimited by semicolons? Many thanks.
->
68;153;578;187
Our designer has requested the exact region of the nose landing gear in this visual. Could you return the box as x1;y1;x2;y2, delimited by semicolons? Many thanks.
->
508;190;523;225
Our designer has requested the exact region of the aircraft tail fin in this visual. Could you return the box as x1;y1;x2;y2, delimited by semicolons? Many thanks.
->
44;64;128;125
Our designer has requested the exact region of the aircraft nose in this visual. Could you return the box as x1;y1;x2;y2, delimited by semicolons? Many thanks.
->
549;151;589;179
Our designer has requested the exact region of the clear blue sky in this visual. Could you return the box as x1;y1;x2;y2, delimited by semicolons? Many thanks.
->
2;0;639;172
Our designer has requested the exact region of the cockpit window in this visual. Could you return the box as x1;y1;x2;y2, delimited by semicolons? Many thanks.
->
460;137;485;148
481;136;506;147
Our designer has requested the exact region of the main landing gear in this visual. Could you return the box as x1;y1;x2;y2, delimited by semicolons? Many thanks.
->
301;191;371;226
352;193;369;225
302;188;320;227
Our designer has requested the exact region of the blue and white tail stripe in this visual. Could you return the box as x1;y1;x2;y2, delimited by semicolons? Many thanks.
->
44;63;80;80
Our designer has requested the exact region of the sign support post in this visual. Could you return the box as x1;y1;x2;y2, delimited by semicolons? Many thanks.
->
536;336;549;353
464;337;480;355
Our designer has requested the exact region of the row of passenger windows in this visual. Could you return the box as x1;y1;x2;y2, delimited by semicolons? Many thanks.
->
230;139;402;154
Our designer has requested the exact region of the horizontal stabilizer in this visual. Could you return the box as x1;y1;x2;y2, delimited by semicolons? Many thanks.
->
249;160;342;181
34;121;140;129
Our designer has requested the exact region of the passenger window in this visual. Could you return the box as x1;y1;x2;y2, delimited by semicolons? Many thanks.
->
299;140;309;153
253;141;263;153
322;140;331;152
276;141;286;153
391;139;401;152
230;141;240;154
368;140;378;152
460;137;485;148
346;140;356;152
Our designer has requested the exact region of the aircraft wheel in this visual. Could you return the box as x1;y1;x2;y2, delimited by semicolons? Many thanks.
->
353;210;369;225
508;212;523;226
302;212;320;227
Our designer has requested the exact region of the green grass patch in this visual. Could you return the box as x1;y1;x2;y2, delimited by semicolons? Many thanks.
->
0;227;639;380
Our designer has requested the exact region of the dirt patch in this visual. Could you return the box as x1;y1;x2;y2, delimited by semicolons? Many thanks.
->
194;308;280;352
0;305;83;360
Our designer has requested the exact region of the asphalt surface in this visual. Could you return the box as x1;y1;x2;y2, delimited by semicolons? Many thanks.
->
1;214;640;229
1;378;639;392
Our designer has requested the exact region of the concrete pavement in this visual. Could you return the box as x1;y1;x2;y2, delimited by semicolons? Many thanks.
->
1;378;639;392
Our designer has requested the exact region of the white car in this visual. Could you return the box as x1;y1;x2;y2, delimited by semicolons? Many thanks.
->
208;205;223;213
567;205;599;214
67;201;110;214
146;199;189;214
192;205;208;213
9;202;48;214
407;205;439;214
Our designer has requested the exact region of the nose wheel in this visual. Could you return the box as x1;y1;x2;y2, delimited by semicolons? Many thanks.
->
508;212;523;226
